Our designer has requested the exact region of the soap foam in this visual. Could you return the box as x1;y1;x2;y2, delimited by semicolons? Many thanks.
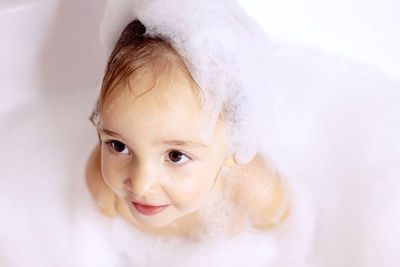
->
1;0;400;266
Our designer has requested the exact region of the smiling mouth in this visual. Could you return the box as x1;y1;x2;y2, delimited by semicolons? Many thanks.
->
132;202;169;216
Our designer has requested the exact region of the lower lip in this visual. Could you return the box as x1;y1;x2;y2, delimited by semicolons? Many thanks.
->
132;202;169;216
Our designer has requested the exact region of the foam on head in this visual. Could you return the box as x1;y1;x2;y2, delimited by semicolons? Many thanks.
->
99;0;274;163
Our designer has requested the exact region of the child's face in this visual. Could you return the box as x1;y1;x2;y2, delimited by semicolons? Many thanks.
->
98;72;230;228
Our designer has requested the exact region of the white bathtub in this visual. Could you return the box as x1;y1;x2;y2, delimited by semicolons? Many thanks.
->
1;1;400;266
0;0;106;114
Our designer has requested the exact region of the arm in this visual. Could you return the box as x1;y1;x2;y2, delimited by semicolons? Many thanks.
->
85;144;117;218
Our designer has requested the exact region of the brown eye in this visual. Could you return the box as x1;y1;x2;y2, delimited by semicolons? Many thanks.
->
109;140;129;154
167;150;189;164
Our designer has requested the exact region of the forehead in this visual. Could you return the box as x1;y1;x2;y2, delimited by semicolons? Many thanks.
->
100;70;217;143
104;67;200;113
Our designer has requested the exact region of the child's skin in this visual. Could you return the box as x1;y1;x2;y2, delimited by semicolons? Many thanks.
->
86;67;288;236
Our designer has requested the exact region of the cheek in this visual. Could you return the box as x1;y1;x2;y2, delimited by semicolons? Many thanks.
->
163;163;222;210
101;151;129;190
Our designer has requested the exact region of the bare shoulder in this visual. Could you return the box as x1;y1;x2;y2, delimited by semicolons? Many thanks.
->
231;154;290;230
85;144;117;218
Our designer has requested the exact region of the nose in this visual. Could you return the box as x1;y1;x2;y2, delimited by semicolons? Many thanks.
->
125;162;162;198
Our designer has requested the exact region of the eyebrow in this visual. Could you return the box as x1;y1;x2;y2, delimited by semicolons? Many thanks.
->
99;128;207;148
99;128;124;139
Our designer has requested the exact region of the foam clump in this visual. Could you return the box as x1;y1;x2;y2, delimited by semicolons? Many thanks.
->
100;0;274;163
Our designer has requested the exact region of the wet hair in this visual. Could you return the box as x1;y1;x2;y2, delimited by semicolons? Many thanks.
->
90;20;202;126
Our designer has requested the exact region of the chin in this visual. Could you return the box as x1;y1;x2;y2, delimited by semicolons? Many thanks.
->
139;218;172;228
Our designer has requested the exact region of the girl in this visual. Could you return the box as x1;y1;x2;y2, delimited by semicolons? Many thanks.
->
86;1;289;238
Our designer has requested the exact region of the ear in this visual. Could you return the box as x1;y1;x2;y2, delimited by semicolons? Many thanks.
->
223;154;236;168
